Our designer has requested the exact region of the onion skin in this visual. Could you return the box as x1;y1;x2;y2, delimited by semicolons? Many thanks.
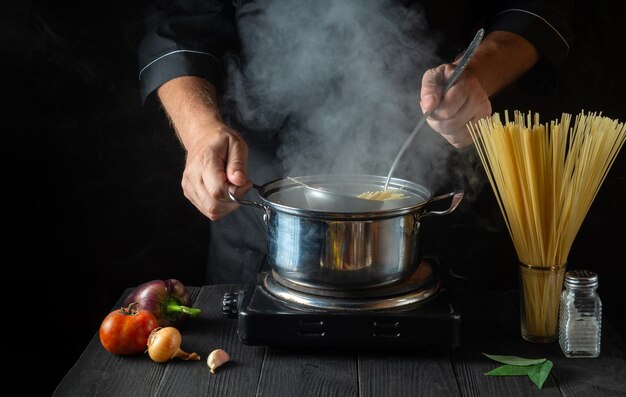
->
147;327;200;362
123;279;201;327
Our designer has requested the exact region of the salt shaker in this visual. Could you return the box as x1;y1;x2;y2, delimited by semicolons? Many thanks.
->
559;270;602;358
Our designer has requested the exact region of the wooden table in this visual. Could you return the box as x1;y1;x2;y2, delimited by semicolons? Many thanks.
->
54;285;626;396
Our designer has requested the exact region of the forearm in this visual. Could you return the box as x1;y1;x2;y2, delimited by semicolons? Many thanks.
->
157;76;224;150
461;30;539;97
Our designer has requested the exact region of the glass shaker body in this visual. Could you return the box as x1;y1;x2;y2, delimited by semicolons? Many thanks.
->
559;270;602;358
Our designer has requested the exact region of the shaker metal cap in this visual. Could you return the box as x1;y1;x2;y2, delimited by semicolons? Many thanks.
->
564;270;599;288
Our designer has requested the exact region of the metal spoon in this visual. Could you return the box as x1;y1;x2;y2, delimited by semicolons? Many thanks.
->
383;28;485;190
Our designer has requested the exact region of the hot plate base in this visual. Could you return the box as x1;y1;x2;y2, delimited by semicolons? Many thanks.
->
229;270;461;349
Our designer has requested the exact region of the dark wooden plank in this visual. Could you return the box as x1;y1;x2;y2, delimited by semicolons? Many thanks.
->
358;350;461;397
255;347;359;396
507;290;626;397
53;287;202;397
451;290;563;397
155;284;266;397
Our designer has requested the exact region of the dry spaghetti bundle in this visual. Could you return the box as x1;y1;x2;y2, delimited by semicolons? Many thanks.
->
468;110;626;342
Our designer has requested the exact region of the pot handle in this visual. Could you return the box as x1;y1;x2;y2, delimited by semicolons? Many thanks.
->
419;191;464;218
227;184;270;217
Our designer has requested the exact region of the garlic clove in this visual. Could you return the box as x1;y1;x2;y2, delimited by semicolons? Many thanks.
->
207;349;230;373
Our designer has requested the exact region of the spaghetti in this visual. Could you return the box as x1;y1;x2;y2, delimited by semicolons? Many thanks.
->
469;110;625;266
357;190;409;201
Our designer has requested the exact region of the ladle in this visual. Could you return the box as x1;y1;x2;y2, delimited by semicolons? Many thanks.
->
287;176;391;212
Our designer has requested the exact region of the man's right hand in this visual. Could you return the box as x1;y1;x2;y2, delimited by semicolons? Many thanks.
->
157;76;251;220
182;122;252;220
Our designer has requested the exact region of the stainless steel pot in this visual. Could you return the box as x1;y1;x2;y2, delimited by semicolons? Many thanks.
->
229;174;463;290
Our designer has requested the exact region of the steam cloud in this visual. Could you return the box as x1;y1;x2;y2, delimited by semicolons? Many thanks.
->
225;0;453;186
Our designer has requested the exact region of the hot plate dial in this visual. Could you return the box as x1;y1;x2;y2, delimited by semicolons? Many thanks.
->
222;292;240;318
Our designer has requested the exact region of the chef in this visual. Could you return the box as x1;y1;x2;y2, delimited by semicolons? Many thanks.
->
138;0;572;285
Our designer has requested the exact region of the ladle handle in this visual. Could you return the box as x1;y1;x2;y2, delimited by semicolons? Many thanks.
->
383;28;485;190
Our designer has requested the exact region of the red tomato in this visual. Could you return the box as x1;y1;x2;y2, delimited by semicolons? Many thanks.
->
99;303;159;355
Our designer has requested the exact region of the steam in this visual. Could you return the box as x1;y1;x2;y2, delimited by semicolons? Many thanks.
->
225;0;450;184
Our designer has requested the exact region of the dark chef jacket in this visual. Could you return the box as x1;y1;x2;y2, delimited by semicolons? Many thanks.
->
137;0;573;286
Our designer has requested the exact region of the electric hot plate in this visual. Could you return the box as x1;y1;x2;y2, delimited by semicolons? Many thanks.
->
222;257;461;349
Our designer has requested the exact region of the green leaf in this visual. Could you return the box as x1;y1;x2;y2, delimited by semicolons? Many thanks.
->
485;364;532;376
483;354;554;390
482;353;546;366
527;360;553;390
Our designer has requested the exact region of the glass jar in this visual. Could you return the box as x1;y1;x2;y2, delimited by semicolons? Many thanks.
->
519;263;566;343
559;270;602;358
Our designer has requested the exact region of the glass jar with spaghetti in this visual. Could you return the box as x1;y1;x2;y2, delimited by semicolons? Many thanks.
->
519;263;566;343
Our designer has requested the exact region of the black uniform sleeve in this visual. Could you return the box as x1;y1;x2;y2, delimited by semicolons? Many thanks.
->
137;0;239;104
483;1;573;68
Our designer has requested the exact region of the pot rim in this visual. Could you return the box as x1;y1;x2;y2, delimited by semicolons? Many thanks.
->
256;174;433;219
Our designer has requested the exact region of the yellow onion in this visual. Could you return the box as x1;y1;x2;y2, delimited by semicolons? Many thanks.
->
147;327;200;362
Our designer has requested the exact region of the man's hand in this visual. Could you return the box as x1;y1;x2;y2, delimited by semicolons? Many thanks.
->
419;31;540;149
158;76;251;220
182;122;252;220
420;64;491;148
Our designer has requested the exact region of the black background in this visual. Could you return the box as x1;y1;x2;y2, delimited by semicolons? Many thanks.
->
4;1;625;395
